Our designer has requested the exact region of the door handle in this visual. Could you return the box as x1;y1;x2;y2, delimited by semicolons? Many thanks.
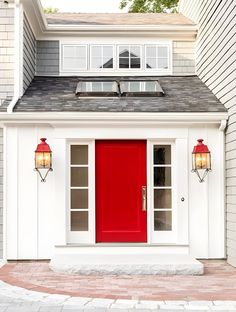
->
142;186;147;212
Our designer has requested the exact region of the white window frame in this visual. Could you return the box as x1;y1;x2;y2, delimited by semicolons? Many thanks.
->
61;44;88;72
90;44;115;71
145;43;171;72
67;140;95;244
117;44;143;71
149;141;176;243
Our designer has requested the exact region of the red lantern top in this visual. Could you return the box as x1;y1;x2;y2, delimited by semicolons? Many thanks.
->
35;138;52;153
192;139;210;154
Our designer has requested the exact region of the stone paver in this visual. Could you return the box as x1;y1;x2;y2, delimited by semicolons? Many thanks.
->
1;260;236;301
0;281;235;311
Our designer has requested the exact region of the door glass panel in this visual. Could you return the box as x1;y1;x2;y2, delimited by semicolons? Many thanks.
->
71;145;88;165
71;167;88;187
154;211;172;231
154;145;171;164
154;189;171;209
71;211;88;231
71;189;88;209
154;167;171;186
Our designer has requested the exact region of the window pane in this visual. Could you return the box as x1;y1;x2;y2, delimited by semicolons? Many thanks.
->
119;46;129;57
154;189;171;209
119;58;129;68
146;46;156;58
91;58;103;69
71;189;88;209
71;145;88;165
71;167;88;187
154;145;171;165
154;167;171;187
75;58;86;69
158;46;168;58
130;45;141;57
158;58;168;69
71;211;88;231
131;57;141;68
103;46;113;57
103;56;113;68
146;58;156;69
154;211;172;231
91;46;102;57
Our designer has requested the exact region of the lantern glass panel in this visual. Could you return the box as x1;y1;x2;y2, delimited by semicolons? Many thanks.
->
35;152;51;169
192;152;211;170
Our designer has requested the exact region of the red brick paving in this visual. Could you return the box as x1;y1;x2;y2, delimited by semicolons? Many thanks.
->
0;260;236;300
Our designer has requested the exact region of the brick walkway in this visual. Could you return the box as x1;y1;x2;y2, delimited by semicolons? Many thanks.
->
0;260;236;301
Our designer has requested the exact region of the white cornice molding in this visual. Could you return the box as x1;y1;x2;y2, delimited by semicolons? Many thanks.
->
0;112;228;126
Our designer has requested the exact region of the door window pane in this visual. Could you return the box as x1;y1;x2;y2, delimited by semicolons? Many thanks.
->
154;145;171;164
71;189;88;209
154;211;172;231
154;189;171;209
71;145;88;165
154;167;171;187
71;167;88;187
71;211;88;231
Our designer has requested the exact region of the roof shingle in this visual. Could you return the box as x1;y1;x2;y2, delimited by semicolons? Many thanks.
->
10;76;226;113
46;13;195;26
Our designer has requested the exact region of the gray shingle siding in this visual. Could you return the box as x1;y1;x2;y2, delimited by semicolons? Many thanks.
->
23;13;36;92
0;2;14;105
180;0;236;266
36;41;60;76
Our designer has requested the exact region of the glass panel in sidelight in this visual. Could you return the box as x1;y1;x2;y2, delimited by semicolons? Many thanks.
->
71;189;88;209
154;167;171;187
154;211;172;231
154;145;171;165
71;211;88;231
71;167;88;187
154;189;171;209
71;145;88;165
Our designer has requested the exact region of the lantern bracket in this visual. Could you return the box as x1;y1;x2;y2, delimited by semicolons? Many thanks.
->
34;168;53;183
191;168;211;183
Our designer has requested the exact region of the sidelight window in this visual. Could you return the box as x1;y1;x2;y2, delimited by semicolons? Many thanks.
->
153;145;172;231
70;145;89;231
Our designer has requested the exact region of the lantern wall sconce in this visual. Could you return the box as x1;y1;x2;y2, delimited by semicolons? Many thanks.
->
34;138;53;182
192;139;211;183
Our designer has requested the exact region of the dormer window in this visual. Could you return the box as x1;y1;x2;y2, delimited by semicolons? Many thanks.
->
118;45;141;69
91;45;114;69
60;42;171;74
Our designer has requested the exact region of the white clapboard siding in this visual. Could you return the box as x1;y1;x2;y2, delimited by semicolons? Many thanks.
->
180;0;236;267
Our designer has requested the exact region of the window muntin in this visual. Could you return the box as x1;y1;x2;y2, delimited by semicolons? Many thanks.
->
118;45;141;69
62;45;87;71
70;145;89;232
153;145;172;232
145;45;169;70
91;45;114;69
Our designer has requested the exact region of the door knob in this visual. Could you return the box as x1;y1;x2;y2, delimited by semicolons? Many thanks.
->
142;186;147;211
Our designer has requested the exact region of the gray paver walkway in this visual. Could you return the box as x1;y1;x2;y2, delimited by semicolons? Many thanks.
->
0;281;236;311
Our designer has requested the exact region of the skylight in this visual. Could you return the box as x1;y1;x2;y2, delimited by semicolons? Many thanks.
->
75;79;165;98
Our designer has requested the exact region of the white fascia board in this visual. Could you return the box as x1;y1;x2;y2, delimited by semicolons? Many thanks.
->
0;112;228;126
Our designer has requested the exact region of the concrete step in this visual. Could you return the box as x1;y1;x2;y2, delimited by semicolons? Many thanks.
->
50;246;203;275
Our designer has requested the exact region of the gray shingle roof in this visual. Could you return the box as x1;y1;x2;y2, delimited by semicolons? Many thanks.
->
46;13;195;26
9;76;226;113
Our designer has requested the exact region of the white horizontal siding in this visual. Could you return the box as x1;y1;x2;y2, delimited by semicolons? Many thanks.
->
180;0;236;266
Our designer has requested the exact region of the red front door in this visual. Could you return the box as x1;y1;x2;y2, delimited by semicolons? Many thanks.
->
96;140;147;242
